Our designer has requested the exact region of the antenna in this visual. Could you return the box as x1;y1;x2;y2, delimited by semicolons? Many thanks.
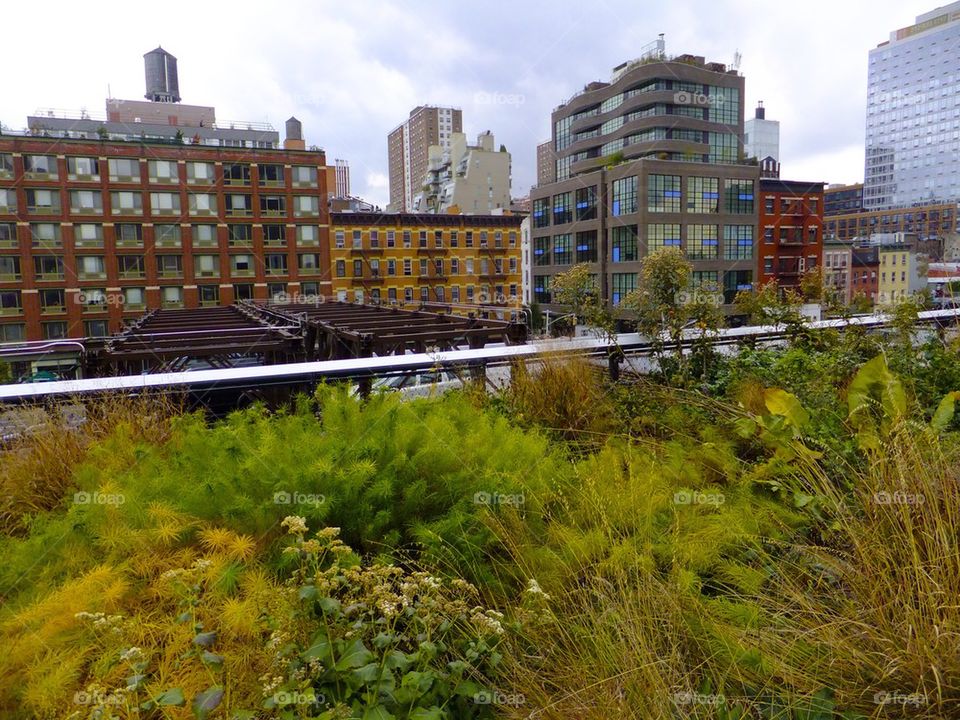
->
731;50;742;72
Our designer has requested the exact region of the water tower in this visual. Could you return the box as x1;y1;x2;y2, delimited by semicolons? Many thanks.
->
144;47;181;103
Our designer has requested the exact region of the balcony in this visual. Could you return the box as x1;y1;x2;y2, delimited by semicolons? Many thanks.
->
417;273;447;284
350;245;384;256
416;245;449;255
360;272;385;284
778;232;804;246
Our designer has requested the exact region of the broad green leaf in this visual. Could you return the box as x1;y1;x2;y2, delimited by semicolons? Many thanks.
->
410;708;446;720
192;686;224;720
155;687;186;706
931;391;959;432
362;707;397;720
304;631;334;664
335;637;374;670
764;389;809;429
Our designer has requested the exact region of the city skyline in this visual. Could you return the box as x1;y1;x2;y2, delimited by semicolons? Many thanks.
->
0;0;944;209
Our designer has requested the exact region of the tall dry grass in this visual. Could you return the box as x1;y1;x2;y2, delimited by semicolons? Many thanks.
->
0;393;182;535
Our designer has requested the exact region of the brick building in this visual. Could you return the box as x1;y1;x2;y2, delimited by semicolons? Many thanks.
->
756;179;824;290
0;135;330;342
329;213;523;312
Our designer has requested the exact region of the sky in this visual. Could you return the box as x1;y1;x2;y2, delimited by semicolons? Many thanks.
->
0;0;939;208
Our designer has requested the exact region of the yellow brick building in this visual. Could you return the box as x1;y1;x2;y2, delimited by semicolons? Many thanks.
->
329;213;524;315
878;245;923;305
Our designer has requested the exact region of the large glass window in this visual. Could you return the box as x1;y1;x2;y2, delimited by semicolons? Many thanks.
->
534;237;551;266
687;225;719;260
532;197;550;229
724;180;754;213
687;177;719;213
611;273;637;306
708;132;738;163
648;174;682;213
576;231;597;262
553;234;572;265
611;176;638;216
575;186;597;220
723;225;754;260
647;223;682;252
552;192;573;225
707;86;740;125
533;275;551;304
723;269;752;304
611;225;638;262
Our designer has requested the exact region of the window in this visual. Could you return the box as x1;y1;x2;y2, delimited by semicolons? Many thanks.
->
419;230;428;248
370;230;380;248
108;158;139;181
435;230;444;247
687;225;719;260
199;285;220;306
450;231;459;248
645;224;680;254
301;282;319;297
259;164;284;186
150;192;180;215
77;255;106;280
186;162;214;184
0;153;15;178
297;225;318;245
0;290;22;316
335;230;346;249
387;259;397;276
611;226;638;262
260;195;286;216
117;255;145;279
386;230;396;248
536;275;550;303
157;255;184;278
611;177;638;216
724;180;754;214
189;193;217;215
479;231;488;248
687;177;719;213
162;287;184;308
70;190;103;214
335;260;346;277
575;231;597;262
228;224;253;246
419;258;429;276
0;256;21;280
25;155;58;178
0;223;18;248
403;259;412;276
85;320;110;337
354;230;364;249
708;87;740;125
723;225;753;260
26;189;61;214
0;188;16;213
533;197;550;228
223;163;251;185
723;269;752;304
192;254;218;278
67;157;100;179
123;287;145;310
763;227;774;244
35;256;65;280
225;194;252;216
648;174;682;213
553;234;573;265
294;196;319;217
575;186;598;220
230;254;254;276
43;321;68;339
298;253;320;273
115;223;143;247
465;231;474;248
148;160;177;183
708;131;738;163
79;288;107;312
263;224;286;246
111;191;143;215
553;192;573;224
265;254;288;275
611;273;637;306
30;223;62;248
292;166;318;186
534;237;551;266
450;258;459;275
193;224;218;247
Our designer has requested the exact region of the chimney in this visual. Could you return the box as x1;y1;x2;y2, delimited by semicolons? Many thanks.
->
284;116;305;150
755;101;766;120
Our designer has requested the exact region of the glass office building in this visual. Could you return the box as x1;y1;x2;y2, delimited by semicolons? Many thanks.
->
864;2;960;210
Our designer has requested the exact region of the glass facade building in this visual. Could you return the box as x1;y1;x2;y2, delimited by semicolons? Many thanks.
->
864;2;960;209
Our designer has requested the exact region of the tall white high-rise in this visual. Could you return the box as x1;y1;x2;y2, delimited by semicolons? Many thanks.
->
864;2;960;209
744;101;779;162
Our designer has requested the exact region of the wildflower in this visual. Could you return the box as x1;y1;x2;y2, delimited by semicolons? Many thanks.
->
281;515;308;535
119;647;143;663
192;559;212;571
525;578;551;600
317;527;341;540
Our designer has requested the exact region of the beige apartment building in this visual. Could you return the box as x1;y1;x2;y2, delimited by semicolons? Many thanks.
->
387;106;462;212
413;131;512;214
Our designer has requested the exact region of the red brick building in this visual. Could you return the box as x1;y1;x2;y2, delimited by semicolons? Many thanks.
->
0;135;330;342
757;179;824;290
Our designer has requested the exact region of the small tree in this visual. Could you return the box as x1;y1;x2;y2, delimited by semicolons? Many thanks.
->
735;280;805;334
0;361;11;384
551;263;613;338
799;266;825;303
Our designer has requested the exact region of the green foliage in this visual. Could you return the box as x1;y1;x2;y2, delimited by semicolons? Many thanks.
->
550;263;613;338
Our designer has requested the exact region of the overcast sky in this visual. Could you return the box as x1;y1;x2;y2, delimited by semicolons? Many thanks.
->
1;0;938;207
